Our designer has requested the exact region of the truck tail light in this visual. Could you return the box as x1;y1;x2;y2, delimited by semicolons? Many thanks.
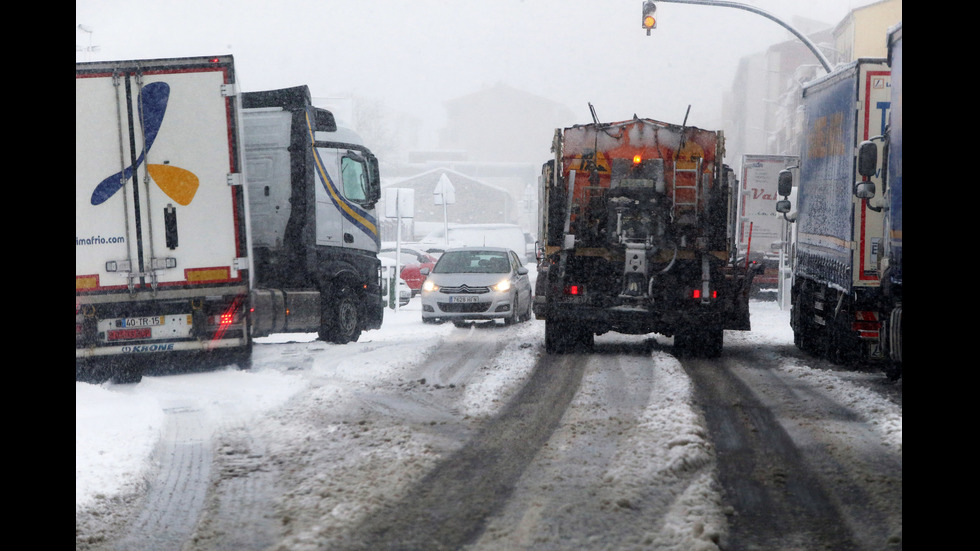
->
564;284;581;295
853;311;880;338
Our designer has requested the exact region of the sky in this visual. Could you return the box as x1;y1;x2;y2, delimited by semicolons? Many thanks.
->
75;0;874;145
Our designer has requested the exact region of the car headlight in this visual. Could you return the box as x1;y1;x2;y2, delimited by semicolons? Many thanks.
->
422;280;439;292
492;279;512;292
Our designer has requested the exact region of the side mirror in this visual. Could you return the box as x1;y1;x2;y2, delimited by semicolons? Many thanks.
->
363;153;381;205
857;141;878;178
777;169;794;197
517;266;529;276
420;267;430;276
776;199;792;214
854;181;876;199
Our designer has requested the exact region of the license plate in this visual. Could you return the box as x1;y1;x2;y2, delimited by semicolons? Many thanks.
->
450;295;480;303
115;316;165;328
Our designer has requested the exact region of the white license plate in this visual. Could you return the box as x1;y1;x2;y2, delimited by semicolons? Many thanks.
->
450;295;480;303
116;316;165;328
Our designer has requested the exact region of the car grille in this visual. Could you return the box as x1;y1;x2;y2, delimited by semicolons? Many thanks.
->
438;302;492;313
439;285;490;294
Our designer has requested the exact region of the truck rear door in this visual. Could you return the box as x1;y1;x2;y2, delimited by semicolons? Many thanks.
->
76;57;247;295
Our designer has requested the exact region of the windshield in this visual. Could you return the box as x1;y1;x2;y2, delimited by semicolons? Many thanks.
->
433;251;510;274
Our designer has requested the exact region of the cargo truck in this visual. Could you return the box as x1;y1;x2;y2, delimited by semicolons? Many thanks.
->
534;116;757;356
775;58;891;366
855;24;902;380
76;56;383;383
737;154;799;293
241;85;384;344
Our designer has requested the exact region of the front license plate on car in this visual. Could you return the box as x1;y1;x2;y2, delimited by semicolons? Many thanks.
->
450;295;480;303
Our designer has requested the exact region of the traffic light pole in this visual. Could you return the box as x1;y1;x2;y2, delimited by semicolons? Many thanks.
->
653;0;833;72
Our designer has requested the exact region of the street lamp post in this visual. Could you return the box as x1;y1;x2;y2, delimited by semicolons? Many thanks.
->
652;0;833;73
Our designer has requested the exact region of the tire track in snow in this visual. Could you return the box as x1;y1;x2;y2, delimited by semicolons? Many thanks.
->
114;407;212;551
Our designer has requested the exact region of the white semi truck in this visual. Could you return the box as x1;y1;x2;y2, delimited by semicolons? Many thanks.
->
76;56;384;382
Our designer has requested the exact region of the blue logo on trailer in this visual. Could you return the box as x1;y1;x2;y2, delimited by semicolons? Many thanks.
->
91;82;200;207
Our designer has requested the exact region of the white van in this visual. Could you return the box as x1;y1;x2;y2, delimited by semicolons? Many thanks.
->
421;224;528;263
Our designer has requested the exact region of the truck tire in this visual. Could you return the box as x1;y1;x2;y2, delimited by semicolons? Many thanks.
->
576;326;595;352
824;307;857;365
546;319;593;353
702;327;724;358
792;283;821;355
319;287;362;344
674;327;722;358
109;358;143;384
545;319;571;353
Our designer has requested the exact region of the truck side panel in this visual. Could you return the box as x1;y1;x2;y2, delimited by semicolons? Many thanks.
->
885;30;902;292
881;23;902;373
797;60;890;292
738;155;799;287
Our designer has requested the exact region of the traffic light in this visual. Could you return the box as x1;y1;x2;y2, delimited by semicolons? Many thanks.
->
642;1;657;34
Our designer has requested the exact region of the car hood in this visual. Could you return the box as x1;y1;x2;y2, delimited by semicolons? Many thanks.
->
426;272;512;288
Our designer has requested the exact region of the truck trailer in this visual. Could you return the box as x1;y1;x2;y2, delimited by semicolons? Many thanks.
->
856;24;902;380
737;154;799;292
534;116;757;356
76;56;384;382
775;58;891;366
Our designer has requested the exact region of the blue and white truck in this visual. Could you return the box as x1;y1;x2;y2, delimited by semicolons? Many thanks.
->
776;57;891;366
856;23;902;380
76;56;384;382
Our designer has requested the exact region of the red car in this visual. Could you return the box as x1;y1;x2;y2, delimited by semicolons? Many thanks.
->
379;247;437;296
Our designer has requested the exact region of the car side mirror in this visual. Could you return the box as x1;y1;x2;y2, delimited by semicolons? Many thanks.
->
420;267;430;276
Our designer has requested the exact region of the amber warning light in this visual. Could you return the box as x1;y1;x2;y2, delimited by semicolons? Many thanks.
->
642;1;657;33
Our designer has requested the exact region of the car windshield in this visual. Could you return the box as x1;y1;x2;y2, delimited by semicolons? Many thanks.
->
433;251;510;274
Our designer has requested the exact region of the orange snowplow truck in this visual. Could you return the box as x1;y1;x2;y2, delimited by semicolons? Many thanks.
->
534;116;757;356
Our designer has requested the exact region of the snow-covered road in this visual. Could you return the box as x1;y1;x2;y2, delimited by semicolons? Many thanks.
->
76;299;901;550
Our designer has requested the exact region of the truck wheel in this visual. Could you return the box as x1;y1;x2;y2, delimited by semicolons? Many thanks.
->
702;327;723;358
575;325;595;352
228;343;253;370
883;361;902;381
673;331;697;356
824;311;856;365
109;358;143;384
674;327;721;358
545;319;566;353
319;288;362;344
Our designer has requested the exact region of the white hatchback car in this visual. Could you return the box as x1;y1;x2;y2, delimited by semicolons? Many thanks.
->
421;247;532;326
